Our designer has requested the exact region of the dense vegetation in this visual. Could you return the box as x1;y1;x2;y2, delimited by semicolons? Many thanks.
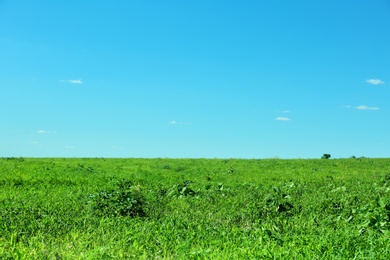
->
1;157;390;259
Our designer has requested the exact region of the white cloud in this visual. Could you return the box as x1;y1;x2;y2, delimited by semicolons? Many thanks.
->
169;121;192;125
37;130;56;134
275;117;291;121
30;141;44;147
355;105;379;110
276;109;291;113
68;79;83;84
366;79;384;85
60;79;83;84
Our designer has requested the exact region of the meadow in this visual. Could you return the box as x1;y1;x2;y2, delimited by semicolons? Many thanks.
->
1;157;390;259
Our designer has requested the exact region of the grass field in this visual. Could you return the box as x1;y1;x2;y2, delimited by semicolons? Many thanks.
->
1;157;390;259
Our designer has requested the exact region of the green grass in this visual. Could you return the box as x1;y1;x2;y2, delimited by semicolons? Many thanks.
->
1;157;390;259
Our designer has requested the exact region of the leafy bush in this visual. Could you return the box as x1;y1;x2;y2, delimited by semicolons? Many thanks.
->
358;197;390;234
88;179;146;218
260;186;295;218
165;180;199;197
322;154;331;159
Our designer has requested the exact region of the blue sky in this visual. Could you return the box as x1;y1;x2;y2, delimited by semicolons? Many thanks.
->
1;0;389;158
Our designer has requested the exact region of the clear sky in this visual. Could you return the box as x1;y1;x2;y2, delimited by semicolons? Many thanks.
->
1;0;389;158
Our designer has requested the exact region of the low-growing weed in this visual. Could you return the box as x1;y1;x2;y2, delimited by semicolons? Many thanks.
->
88;178;146;218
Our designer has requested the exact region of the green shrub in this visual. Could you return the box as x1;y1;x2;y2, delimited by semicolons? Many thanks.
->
88;179;146;218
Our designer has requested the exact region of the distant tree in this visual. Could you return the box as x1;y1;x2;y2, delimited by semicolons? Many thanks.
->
322;154;331;159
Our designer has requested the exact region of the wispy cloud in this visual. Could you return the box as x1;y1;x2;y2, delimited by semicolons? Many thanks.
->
276;109;291;113
275;117;291;121
30;141;44;147
169;121;192;125
60;79;83;84
355;105;380;111
366;79;384;85
69;79;83;84
37;130;56;134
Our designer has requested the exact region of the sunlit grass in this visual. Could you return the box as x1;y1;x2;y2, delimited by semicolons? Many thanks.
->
1;157;390;258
